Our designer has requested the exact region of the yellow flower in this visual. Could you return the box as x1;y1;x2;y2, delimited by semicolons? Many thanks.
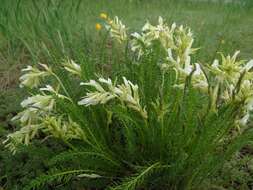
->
100;13;107;19
95;23;102;31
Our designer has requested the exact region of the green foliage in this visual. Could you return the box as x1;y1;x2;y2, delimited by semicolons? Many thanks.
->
24;169;97;190
0;140;66;190
109;162;163;190
205;149;253;190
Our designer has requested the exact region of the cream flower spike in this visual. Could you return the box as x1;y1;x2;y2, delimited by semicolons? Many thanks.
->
174;25;196;64
21;95;55;112
244;60;253;72
19;64;50;88
116;77;147;119
105;16;127;43
3;124;42;153
78;78;116;106
80;79;106;92
12;85;68;124
42;116;86;141
131;32;152;59
11;107;38;124
62;59;81;76
40;85;70;100
78;77;147;119
131;17;177;59
210;51;250;84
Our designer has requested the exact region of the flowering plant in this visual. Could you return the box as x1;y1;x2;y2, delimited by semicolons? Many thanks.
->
4;16;253;190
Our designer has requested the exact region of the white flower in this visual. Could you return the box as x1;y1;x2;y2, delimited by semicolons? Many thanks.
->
105;16;127;43
78;77;147;119
176;64;208;92
174;25;196;63
209;52;253;100
238;101;253;127
138;17;175;49
130;32;152;59
81;80;106;92
115;77;147;118
12;108;38;124
78;79;116;106
235;80;253;126
99;77;113;86
210;51;243;83
40;85;69;100
239;113;250;126
62;59;81;76
21;95;54;111
243;60;253;72
206;51;253;119
78;91;116;106
21;95;55;111
12;94;55;124
130;17;178;60
3;124;41;153
19;65;50;88
5;116;86;154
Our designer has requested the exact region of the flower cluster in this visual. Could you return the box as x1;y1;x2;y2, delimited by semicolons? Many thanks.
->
4;91;56;153
5;86;61;152
4;116;85;154
19;64;50;88
130;18;205;92
4;56;147;153
131;17;177;58
207;51;253;125
103;15;253;126
5;15;253;155
78;77;147;119
104;16;205;93
3;124;42;153
100;14;127;43
62;59;82;76
12;94;55;124
4;60;85;153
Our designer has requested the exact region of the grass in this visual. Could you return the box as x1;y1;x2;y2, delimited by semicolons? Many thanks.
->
0;0;253;189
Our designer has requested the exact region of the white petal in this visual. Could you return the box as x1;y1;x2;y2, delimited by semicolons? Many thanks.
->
244;60;253;71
